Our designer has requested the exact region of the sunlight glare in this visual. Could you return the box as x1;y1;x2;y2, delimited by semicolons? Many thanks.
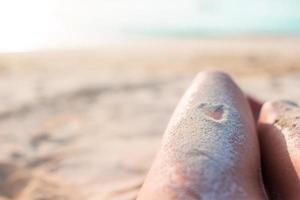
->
0;0;60;52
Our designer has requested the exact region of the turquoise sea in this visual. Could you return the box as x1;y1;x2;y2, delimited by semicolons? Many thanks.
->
54;0;300;36
1;0;300;51
121;0;300;35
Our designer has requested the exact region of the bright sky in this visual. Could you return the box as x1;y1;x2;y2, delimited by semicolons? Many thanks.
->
0;1;60;52
0;0;299;52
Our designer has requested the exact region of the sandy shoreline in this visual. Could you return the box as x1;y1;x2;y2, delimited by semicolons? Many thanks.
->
0;37;299;199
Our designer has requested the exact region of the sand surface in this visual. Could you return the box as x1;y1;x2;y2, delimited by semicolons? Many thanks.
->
0;37;299;199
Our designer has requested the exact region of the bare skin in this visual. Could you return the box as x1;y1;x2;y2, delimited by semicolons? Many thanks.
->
258;101;300;199
138;71;266;200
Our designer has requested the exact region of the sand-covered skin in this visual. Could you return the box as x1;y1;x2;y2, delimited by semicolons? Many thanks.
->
258;101;300;199
138;71;265;199
0;37;299;199
260;100;300;153
262;101;300;155
272;101;300;129
161;76;247;199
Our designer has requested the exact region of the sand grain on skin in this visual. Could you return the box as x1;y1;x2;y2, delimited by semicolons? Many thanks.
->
271;101;300;149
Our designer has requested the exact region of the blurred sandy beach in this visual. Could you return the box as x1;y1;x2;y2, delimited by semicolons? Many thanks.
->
0;37;299;199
